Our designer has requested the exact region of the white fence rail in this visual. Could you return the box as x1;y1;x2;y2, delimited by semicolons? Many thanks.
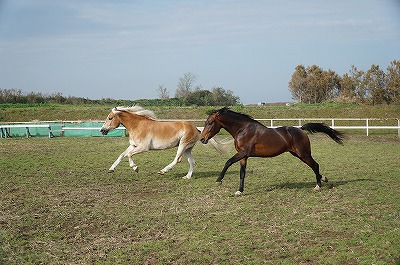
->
163;118;400;136
256;118;400;136
1;118;399;137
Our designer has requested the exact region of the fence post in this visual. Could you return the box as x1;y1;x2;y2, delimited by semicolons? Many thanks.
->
270;119;273;127
61;121;65;137
366;119;369;136
398;119;400;137
331;119;335;128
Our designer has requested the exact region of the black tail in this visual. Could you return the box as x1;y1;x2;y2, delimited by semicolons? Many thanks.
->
301;123;344;145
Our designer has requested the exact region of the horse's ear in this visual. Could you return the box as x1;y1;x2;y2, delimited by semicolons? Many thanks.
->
112;107;120;114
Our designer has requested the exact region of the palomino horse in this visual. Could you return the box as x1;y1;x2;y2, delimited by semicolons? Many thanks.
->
200;107;344;196
100;106;225;179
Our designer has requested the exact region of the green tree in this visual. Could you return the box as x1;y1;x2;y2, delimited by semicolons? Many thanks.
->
211;87;240;106
186;90;213;105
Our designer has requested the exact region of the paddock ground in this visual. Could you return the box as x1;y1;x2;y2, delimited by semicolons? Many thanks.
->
0;135;399;264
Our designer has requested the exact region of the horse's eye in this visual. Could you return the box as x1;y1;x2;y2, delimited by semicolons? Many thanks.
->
108;117;113;120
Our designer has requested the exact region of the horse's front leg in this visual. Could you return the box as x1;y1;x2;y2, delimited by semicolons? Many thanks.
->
216;152;246;184
235;157;248;197
108;145;134;172
126;144;149;173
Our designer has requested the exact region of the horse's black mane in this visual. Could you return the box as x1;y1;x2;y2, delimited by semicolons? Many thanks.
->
213;107;257;123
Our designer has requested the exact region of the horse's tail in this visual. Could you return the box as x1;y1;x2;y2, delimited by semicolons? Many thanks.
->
301;123;344;145
208;138;232;154
196;127;232;154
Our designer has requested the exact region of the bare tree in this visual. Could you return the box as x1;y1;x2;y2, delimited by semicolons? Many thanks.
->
175;72;198;99
157;85;169;99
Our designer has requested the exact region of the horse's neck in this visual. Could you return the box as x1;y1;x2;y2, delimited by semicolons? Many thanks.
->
119;112;150;131
220;116;246;136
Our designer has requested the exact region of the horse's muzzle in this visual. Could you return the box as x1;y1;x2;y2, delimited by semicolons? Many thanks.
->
100;128;109;135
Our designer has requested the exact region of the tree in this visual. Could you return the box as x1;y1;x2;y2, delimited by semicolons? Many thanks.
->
175;72;199;99
362;64;387;105
288;65;307;102
185;87;240;106
339;65;364;101
385;60;400;104
211;87;240;106
288;65;340;103
186;90;213;105
157;85;169;99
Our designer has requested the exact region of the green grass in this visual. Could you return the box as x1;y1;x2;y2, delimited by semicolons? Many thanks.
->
1;135;399;264
1;103;399;122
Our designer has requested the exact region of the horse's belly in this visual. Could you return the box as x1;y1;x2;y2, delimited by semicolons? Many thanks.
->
251;138;288;157
150;138;180;149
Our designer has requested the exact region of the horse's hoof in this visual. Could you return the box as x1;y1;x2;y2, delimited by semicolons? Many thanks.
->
182;175;191;180
313;185;321;191
321;176;328;182
108;170;114;173
216;181;222;186
234;191;242;197
158;170;165;175
133;167;139;173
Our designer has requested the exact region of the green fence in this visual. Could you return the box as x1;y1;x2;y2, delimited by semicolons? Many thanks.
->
0;121;125;138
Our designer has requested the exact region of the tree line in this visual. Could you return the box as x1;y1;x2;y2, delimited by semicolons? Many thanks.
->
288;60;400;104
1;73;241;107
157;72;240;106
0;88;187;107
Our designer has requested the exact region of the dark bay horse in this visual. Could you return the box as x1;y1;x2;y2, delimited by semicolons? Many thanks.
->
200;107;344;196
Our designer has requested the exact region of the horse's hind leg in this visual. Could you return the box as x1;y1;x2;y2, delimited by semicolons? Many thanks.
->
182;147;196;179
158;143;188;176
289;151;328;191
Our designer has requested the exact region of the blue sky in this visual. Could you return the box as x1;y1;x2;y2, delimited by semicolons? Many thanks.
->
0;0;399;104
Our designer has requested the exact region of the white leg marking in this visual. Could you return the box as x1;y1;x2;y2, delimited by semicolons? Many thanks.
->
234;191;242;197
128;156;139;173
182;148;195;179
321;176;328;182
313;185;321;191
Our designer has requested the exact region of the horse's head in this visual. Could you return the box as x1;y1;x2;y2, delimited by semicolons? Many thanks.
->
100;107;121;135
200;109;223;144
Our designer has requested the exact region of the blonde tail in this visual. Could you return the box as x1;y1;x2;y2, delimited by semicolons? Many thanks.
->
208;138;232;154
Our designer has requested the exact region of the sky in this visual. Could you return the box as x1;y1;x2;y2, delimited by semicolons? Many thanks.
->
0;0;399;104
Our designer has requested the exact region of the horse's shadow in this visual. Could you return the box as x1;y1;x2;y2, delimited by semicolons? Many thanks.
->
170;170;235;180
265;178;372;191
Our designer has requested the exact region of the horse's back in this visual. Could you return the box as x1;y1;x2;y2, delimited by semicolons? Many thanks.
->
154;120;199;143
245;125;290;156
248;125;310;157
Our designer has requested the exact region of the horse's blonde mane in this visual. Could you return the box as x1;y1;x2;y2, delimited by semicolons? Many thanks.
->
113;106;156;119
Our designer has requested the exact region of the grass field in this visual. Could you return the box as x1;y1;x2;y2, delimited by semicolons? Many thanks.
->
1;102;400;122
0;134;399;264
